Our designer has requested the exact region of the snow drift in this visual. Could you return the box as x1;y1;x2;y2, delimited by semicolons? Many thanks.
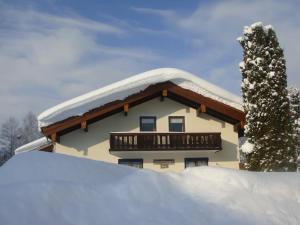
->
38;68;243;128
0;152;299;225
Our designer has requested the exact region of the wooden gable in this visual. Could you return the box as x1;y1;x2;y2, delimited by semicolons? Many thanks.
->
41;81;245;139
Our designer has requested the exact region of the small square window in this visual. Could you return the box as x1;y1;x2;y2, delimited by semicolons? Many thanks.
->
169;116;185;132
118;159;143;168
140;117;156;131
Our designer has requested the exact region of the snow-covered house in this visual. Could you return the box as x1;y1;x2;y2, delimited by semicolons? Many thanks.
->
19;68;245;171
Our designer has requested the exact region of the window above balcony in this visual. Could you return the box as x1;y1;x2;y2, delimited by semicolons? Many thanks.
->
169;116;185;132
140;116;156;131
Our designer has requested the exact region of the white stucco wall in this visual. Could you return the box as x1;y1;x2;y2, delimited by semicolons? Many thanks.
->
55;98;240;172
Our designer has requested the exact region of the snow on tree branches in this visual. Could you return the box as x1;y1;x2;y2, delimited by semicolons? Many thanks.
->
238;22;297;171
288;87;300;170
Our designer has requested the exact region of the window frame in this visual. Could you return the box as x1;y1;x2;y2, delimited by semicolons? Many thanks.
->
184;157;208;168
118;158;143;168
168;116;185;132
139;116;157;132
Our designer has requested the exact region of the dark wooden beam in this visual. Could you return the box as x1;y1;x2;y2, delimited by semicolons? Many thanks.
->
167;92;199;108
51;133;57;142
160;89;168;101
206;108;239;125
81;121;88;132
199;104;206;113
234;123;239;132
124;103;129;116
240;120;245;129
234;121;245;135
238;128;245;138
39;144;54;152
168;85;244;121
162;89;168;97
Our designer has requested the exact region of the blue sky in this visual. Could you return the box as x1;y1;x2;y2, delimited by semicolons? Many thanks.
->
0;0;299;124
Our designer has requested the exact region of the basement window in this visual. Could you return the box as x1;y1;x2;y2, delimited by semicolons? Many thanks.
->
118;159;143;168
184;158;208;168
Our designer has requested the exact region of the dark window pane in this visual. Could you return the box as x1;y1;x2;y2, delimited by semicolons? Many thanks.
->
140;117;156;131
118;159;143;168
169;117;184;132
141;124;154;131
185;161;196;168
170;123;183;132
185;158;208;168
196;160;208;167
130;162;143;168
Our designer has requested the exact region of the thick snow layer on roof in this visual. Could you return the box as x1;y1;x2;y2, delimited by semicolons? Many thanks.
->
14;137;51;154
0;152;299;225
38;68;243;128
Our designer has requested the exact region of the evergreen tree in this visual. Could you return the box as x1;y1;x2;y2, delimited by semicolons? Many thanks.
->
238;22;296;171
288;87;300;170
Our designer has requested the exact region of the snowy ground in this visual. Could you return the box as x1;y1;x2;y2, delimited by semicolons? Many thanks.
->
0;152;299;225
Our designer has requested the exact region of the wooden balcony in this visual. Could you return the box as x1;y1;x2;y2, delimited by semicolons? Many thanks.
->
110;132;222;151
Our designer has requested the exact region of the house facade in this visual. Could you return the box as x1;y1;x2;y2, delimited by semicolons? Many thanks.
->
22;68;245;172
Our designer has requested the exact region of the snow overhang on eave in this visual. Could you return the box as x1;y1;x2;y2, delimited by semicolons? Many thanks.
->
15;137;53;154
38;68;245;137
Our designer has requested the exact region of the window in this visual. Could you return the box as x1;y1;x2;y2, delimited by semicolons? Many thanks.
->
118;159;143;168
185;158;208;168
169;116;185;132
140;116;156;131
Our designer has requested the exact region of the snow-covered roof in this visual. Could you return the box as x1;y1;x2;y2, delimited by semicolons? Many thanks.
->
38;68;243;128
15;137;52;154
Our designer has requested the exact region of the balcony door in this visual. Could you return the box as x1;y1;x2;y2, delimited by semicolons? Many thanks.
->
169;116;185;148
139;116;156;149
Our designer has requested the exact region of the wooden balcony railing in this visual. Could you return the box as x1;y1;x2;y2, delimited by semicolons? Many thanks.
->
110;132;222;151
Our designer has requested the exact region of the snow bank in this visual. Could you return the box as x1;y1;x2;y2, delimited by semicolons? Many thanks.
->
14;137;51;154
38;68;243;128
0;152;299;225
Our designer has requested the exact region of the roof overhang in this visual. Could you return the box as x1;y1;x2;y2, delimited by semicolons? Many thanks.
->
40;81;245;138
